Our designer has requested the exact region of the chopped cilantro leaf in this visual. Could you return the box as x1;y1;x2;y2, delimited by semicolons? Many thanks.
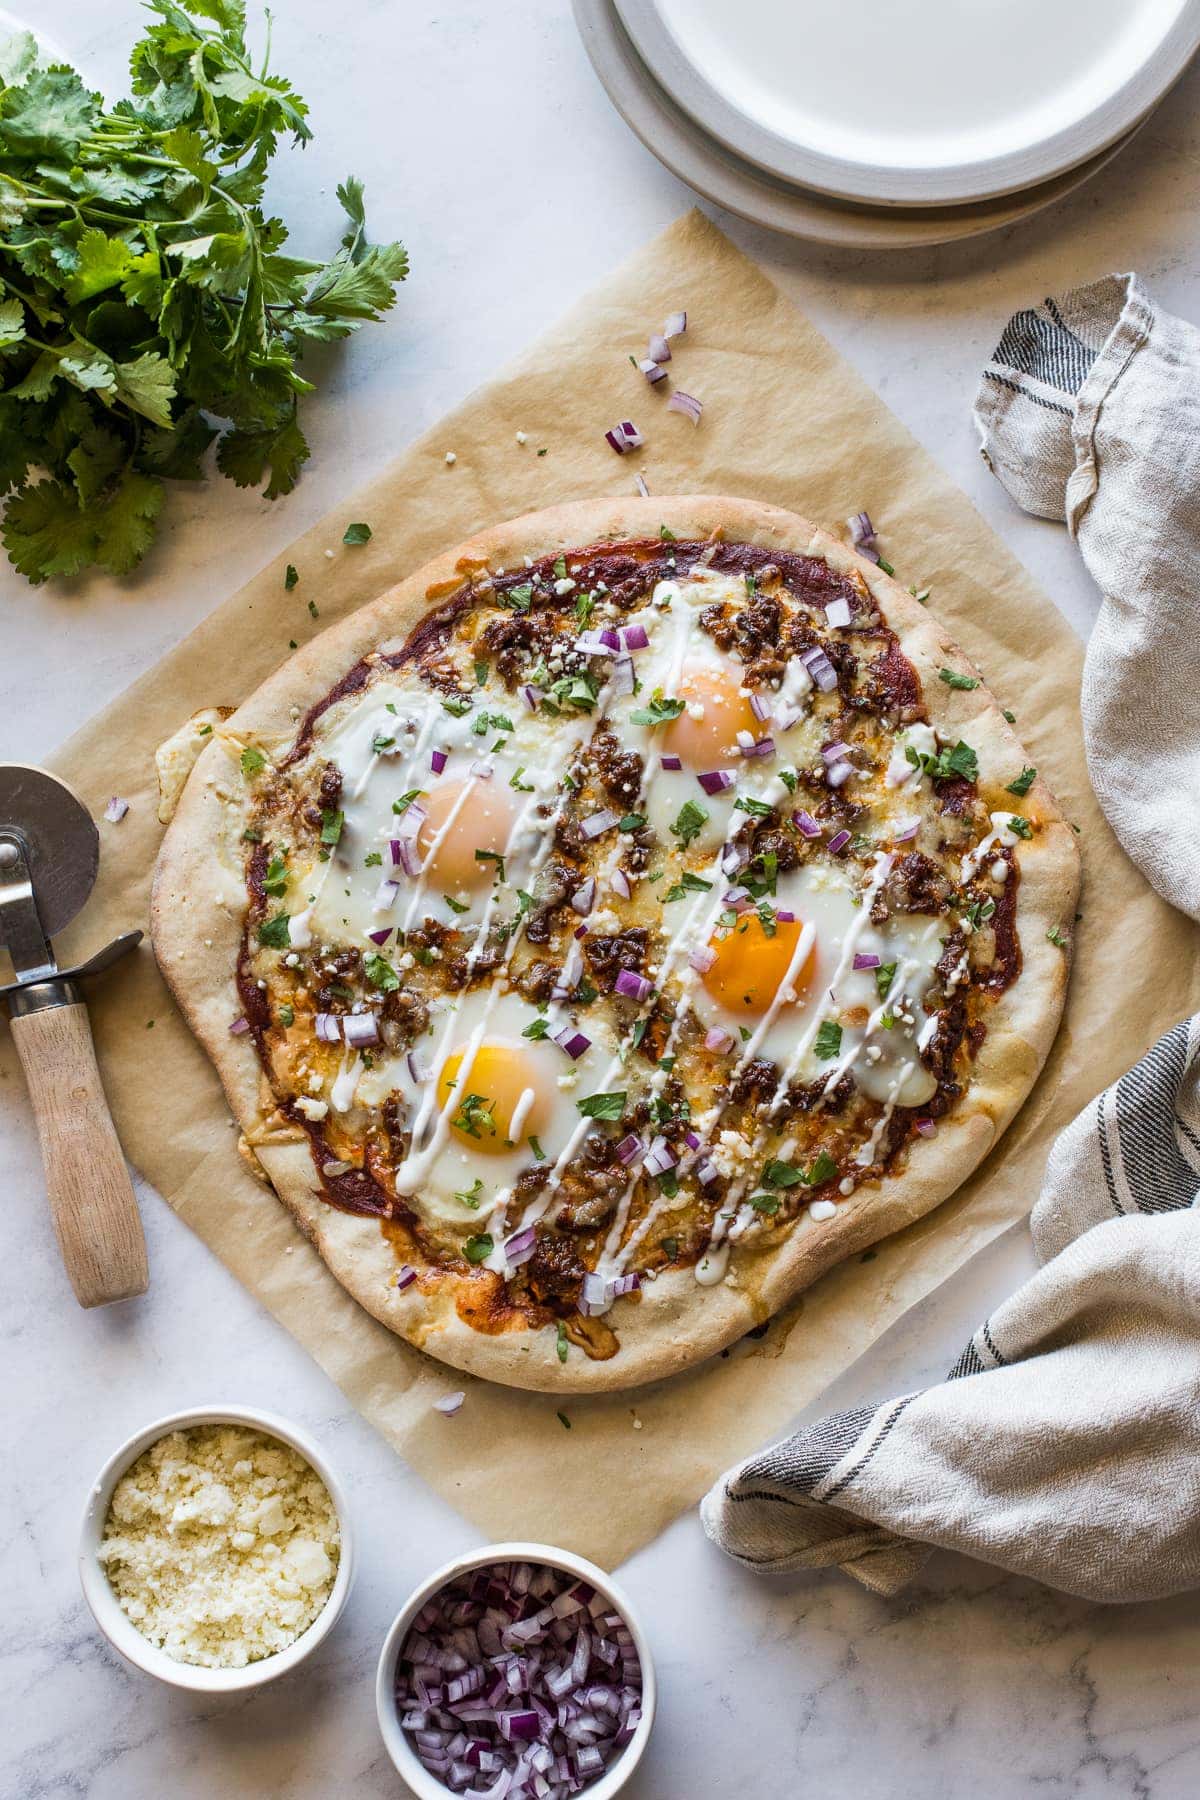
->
442;694;473;717
670;799;709;847
342;521;372;545
363;952;400;992
464;1233;493;1263
364;851;382;867
1008;815;1033;839
939;668;979;690
240;746;267;779
779;768;798;793
529;1135;546;1161
257;913;291;949
509;766;534;791
444;893;470;914
556;1410;572;1430
320;807;344;846
553;555;567;579
813;1019;843;1060
522;1018;550;1040
1006;766;1037;797
658;524;676;541
734;795;774;819
502;582;533;612
263;854;288;898
455;1179;484;1209
277;1003;294;1028
619;813;646;832
454;1094;497;1140
557;1320;569;1363
761;1158;803;1189
749;1192;781;1215
574;590;595;628
804;1151;839;1187
392;790;421;814
284;564;299;591
875;962;897;1002
1047;925;1067;948
664;871;714;902
576;1091;626;1121
475;849;506;880
630;691;685;727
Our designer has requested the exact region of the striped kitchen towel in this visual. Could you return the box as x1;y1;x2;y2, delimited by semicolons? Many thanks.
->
974;274;1200;923
703;279;1200;1602
701;1016;1200;1601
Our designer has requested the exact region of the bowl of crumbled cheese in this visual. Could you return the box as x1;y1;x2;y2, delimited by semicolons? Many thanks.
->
79;1405;354;1692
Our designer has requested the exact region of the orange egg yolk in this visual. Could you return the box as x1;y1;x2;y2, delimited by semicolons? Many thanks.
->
417;779;518;889
661;666;759;767
702;914;815;1016
437;1040;550;1151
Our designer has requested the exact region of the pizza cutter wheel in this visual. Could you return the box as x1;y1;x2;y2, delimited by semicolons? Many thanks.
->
0;765;148;1307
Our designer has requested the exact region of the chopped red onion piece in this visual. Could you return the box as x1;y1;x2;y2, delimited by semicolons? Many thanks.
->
722;885;750;906
773;703;805;732
407;1051;428;1083
605;420;643;455
571;878;596;915
642;1135;677;1177
367;925;393;946
828;829;852;854
660;753;682;771
825;596;853;629
581;808;620;839
434;1392;466;1416
610;1272;640;1298
395;1265;418;1291
616;1133;644;1166
638;356;667;384
799;645;838;693
696;1157;719;1185
634;473;649;498
894;817;921;843
504;1225;538;1268
704;1025;733;1053
848;509;881;563
315;1012;341;1042
431;747;449;775
578;1272;611;1317
774;910;796;923
853;952;881;970
551;1025;592;1060
373;877;400;912
574;923;589;940
915;1118;937;1138
688;945;717;974
610;867;633;900
793;810;822;839
647;332;671;364
613;968;653;1003
343;1012;380;1048
229;1015;250;1036
738;735;775;759
749;692;772;722
577;628;620;657
666;389;702;425
664;310;687;338
620;622;650;651
683;1129;701;1151
821;740;853;763
469;760;493;780
395;836;422;878
610;653;636;696
103;795;129;823
826;758;854;789
721;840;749;875
521;685;539;713
697;768;734;795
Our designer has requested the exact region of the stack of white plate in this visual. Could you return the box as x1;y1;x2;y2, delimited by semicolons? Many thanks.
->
574;0;1200;247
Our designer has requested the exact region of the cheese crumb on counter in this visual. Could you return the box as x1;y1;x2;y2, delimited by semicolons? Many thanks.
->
98;1424;339;1668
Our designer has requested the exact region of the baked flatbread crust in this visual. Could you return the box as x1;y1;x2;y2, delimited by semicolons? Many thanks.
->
152;496;1080;1391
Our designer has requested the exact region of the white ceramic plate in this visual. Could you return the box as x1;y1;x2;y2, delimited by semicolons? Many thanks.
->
612;0;1199;205
574;0;1138;250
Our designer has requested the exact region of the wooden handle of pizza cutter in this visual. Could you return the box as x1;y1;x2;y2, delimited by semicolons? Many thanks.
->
10;997;149;1307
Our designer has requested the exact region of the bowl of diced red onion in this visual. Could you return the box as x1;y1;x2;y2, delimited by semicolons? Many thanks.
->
376;1541;655;1799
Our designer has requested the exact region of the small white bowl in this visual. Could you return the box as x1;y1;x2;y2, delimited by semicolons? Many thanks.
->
376;1540;656;1799
79;1404;355;1694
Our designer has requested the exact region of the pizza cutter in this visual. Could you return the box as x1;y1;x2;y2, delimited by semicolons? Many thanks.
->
0;764;148;1307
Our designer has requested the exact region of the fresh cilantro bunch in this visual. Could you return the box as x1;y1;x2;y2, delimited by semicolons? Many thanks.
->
0;2;407;584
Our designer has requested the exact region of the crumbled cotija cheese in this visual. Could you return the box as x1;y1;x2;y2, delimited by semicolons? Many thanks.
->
98;1424;339;1668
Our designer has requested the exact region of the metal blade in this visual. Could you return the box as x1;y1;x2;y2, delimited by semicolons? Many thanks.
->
0;834;57;982
0;765;99;986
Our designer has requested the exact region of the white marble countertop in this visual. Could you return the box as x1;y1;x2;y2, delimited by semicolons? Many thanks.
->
4;3;1200;1795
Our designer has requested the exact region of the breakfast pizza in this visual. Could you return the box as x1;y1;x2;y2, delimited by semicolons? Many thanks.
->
151;496;1080;1391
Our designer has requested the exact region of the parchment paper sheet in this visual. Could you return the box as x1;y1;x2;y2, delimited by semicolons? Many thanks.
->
33;213;1200;1567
